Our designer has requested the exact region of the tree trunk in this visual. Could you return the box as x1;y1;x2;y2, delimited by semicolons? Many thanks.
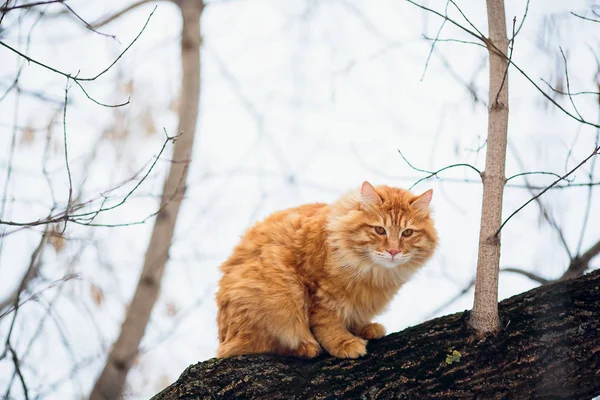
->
90;1;204;398
152;270;600;400
470;0;510;334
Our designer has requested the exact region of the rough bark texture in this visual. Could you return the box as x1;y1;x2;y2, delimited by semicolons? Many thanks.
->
90;1;204;399
152;270;600;400
471;0;510;333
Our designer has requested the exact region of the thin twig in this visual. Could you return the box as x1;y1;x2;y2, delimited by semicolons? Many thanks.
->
506;170;572;183
62;82;73;234
0;129;178;228
561;239;600;281
0;274;79;320
59;2;117;40
498;145;600;235
422;35;486;48
0;229;48;314
405;0;600;129
8;344;29;400
494;16;515;106
514;0;530;37
405;0;483;42
559;47;583;120
90;0;157;29
397;148;482;189
541;79;599;97
0;0;62;11
501;267;549;284
68;129;181;219
571;11;600;23
420;0;450;81
509;144;573;260
576;116;600;255
448;0;486;39
425;278;475;319
0;6;156;106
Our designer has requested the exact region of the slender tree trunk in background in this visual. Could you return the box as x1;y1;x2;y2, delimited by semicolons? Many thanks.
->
90;1;204;398
469;0;509;334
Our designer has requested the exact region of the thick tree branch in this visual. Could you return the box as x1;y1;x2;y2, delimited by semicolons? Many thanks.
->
153;270;600;399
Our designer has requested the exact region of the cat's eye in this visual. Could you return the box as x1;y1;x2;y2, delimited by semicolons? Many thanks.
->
374;226;386;235
402;229;414;237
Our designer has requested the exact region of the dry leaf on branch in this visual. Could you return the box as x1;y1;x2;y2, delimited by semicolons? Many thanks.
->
90;283;104;307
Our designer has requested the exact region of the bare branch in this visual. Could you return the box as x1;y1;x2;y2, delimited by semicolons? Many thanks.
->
576;79;600;255
91;0;158;29
494;16;515;105
0;6;156;106
7;344;29;400
422;35;486;49
541;79;599;97
514;0;530;37
405;1;600;130
0;274;79;320
62;83;73;234
0;0;63;11
0;87;19;255
0;230;47;315
59;2;117;40
501;267;549;285
447;0;486;40
397;148;482;189
559;47;584;121
420;0;450;81
506;170;571;182
508;144;573;260
405;0;483;43
570;11;600;23
561;239;600;281
425;278;475;319
499;145;600;235
0;129;178;230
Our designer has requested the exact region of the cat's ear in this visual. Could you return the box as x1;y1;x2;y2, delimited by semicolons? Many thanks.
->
411;189;433;211
360;181;382;207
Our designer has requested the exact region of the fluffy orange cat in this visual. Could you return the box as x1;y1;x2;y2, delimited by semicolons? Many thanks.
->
216;181;438;359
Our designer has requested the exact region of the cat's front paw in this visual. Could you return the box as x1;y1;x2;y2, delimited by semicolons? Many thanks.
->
292;339;322;358
327;336;367;359
356;322;386;340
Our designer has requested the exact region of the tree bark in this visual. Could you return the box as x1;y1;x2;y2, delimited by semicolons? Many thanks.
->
152;270;600;400
470;0;509;334
90;1;204;399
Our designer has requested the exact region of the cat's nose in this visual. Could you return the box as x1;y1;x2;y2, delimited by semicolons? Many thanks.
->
387;249;400;257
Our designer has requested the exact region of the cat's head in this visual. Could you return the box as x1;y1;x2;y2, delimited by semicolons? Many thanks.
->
328;181;438;271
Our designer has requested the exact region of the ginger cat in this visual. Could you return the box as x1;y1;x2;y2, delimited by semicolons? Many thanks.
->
216;181;438;359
